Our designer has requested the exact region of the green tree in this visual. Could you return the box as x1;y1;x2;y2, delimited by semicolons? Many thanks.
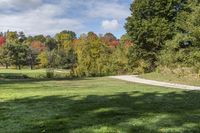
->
45;36;57;51
34;35;46;43
0;44;12;69
125;0;187;72
27;47;40;69
160;1;200;71
8;44;29;70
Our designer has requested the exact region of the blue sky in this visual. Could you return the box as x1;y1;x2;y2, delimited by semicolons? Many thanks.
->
0;0;132;38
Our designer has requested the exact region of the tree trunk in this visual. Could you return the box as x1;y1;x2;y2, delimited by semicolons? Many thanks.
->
31;64;33;70
6;64;8;69
18;65;21;70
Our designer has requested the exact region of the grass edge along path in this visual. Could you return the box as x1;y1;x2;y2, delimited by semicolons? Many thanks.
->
110;75;200;91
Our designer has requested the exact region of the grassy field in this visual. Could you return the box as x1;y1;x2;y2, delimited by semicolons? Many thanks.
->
0;74;200;132
0;68;69;79
139;72;200;86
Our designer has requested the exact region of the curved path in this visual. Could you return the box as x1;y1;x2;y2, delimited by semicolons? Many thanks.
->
110;75;200;91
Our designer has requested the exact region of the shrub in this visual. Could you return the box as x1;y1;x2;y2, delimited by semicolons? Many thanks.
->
46;69;54;78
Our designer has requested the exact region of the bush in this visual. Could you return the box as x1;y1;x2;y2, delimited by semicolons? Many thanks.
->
46;69;54;78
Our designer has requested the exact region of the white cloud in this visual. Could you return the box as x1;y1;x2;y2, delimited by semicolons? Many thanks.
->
87;2;130;19
102;19;120;31
0;2;84;35
0;0;42;11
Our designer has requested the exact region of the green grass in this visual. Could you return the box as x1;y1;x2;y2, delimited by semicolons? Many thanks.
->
139;72;200;86
0;68;69;79
0;76;200;133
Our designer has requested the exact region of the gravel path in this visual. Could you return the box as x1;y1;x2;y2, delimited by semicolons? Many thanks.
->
110;75;200;91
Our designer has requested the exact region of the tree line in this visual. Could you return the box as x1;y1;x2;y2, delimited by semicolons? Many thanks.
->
0;31;132;77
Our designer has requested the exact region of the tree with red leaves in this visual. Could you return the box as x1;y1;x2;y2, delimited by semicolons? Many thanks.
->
0;36;6;47
101;33;119;47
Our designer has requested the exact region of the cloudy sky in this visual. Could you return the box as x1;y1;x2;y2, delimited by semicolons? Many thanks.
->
0;0;132;38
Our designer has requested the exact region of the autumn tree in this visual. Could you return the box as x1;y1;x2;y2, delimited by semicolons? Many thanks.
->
0;36;6;47
55;30;76;49
6;31;18;44
74;32;112;77
34;35;46;43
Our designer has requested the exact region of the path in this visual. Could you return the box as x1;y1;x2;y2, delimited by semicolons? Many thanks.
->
110;75;200;91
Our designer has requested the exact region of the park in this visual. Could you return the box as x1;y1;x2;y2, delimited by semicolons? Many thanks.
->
0;69;200;132
0;0;200;133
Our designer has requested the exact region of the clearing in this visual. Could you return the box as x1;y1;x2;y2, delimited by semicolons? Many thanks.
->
0;76;200;132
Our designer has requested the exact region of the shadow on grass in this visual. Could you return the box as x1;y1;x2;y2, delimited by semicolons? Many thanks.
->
0;76;92;85
1;91;200;132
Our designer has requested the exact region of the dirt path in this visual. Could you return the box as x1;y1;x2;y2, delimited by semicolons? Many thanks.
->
110;75;200;91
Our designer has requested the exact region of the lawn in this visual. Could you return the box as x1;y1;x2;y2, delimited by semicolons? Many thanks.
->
139;72;200;86
0;68;69;79
0;76;200;133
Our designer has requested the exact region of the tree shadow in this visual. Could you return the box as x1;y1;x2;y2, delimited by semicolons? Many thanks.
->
0;91;200;132
0;77;92;85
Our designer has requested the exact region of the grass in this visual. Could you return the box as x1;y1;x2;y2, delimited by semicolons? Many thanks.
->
0;74;200;132
139;72;200;86
0;68;69;79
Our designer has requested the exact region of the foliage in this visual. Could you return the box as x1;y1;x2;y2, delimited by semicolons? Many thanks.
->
45;37;57;51
0;36;6;47
0;29;132;77
38;51;48;68
46;68;54;78
159;1;200;72
0;44;12;68
27;46;40;69
125;0;187;72
74;32;112;77
110;43;129;74
7;43;29;69
6;31;19;43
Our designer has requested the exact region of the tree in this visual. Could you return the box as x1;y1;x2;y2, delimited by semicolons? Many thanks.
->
0;44;12;69
120;34;134;47
60;30;76;40
34;35;46;43
45;36;57;51
110;42;129;74
30;41;46;52
6;31;18;43
160;1;200;71
8;44;29;70
55;30;76;49
74;32;112;77
0;36;6;47
18;31;26;43
101;33;119;48
38;51;48;68
125;0;187;72
27;46;40;70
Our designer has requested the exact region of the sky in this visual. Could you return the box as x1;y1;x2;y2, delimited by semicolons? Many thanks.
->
0;0;132;38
